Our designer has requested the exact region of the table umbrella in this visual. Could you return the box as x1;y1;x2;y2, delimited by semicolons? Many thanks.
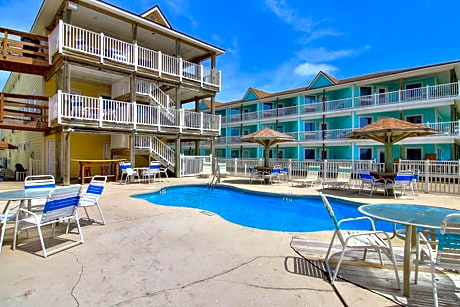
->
240;127;294;166
0;141;18;150
345;118;438;172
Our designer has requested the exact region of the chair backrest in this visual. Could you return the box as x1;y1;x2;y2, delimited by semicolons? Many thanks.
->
202;162;212;175
395;172;413;185
307;166;320;179
319;193;344;244
359;171;373;183
15;163;27;172
437;213;460;269
248;166;254;173
271;168;281;174
82;176;107;203
337;166;352;181
24;175;56;190
41;187;82;224
149;161;161;173
281;167;289;174
218;163;228;174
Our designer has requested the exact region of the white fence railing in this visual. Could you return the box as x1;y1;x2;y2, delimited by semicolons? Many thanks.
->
180;155;211;177
50;21;221;89
221;82;460;123
49;91;221;133
29;158;42;176
135;135;175;166
136;79;175;109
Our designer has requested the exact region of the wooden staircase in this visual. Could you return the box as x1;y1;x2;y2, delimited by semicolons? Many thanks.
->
0;93;49;132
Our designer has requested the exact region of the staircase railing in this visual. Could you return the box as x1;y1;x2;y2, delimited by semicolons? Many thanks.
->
136;79;175;109
135;135;175;167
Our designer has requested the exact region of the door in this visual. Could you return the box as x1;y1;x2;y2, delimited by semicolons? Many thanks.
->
377;87;387;104
46;140;55;176
103;142;111;159
378;149;385;163
359;87;372;106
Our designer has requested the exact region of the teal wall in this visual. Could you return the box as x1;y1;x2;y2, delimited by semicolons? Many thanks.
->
244;91;258;101
310;73;334;89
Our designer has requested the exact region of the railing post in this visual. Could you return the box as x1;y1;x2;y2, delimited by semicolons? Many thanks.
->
398;89;401;102
133;42;138;71
244;163;247;176
0;93;4;123
156;106;161;130
98;97;103;128
424;159;429;192
458;120;460;135
58;20;63;54
166;95;170;109
323;159;328;181
100;32;104;64
426;85;429;99
57;90;62;124
457;80;460;97
234;158;237;176
158;51;162;77
200;112;203;134
200;65;204;87
288;159;292;180
179;58;183;81
132;101;137;130
218;70;222;91
179;109;184;133
373;93;377;105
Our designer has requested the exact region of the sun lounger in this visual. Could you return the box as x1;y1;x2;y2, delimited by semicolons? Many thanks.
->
199;161;212;178
322;166;352;189
291;165;320;187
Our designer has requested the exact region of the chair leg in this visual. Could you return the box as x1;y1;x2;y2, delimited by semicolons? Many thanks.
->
96;203;106;225
37;224;47;258
325;231;337;280
377;249;384;267
331;247;347;285
51;223;56;238
75;212;85;244
164;172;169;182
84;207;91;221
0;223;7;254
430;260;439;307
415;236;420;284
385;242;401;290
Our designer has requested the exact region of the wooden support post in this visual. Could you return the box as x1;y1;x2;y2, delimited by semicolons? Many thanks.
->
130;134;135;167
130;75;136;102
2;30;7;59
64;62;71;93
56;66;63;91
55;131;62;183
0;93;4;122
175;138;181;178
63;131;70;185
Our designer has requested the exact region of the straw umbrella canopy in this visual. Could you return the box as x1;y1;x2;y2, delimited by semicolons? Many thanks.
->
345;118;438;172
240;127;294;166
0;141;18;150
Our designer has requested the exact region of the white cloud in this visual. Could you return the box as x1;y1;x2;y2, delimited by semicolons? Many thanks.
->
296;45;371;62
299;28;342;44
294;62;338;77
265;0;315;33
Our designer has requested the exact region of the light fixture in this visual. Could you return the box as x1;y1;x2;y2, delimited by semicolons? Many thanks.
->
67;1;79;11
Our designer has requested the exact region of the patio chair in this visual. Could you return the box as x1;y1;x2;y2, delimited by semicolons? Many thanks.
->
199;162;212;178
119;162;139;184
412;169;420;195
358;171;387;196
79;176;107;225
248;167;263;184
218;163;229;178
265;168;282;184
24;175;56;211
415;213;460;307
280;167;289;182
143;161;161;183
159;163;170;182
0;201;22;254
386;171;415;200
320;193;400;288
291;165;320;187
15;163;28;181
322;166;352;189
13;187;84;258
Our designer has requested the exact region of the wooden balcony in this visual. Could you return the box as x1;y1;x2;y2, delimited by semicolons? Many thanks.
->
0;27;50;76
0;93;49;132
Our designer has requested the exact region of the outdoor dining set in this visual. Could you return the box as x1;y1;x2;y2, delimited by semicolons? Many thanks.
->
0;175;107;258
118;161;169;184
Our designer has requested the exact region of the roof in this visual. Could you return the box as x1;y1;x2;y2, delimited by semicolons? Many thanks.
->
202;99;224;109
240;127;294;147
345;118;438;143
215;59;460;109
139;5;172;29
250;88;271;99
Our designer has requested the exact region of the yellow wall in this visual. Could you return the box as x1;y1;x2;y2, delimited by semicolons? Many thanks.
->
69;133;111;178
45;78;111;98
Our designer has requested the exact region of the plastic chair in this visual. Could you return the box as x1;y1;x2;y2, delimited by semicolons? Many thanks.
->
79;176;107;225
322;166;352;189
386;171;415;199
248;167;263;184
291;165;320;187
13;187;84;258
358;171;387;196
280;167;289;182
266;168;282;184
159;164;170;182
143;161;160;183
24;175;56;211
119;162;139;184
415;213;460;307
320;193;400;287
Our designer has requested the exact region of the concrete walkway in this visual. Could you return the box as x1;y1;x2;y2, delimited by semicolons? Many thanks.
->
2;176;456;306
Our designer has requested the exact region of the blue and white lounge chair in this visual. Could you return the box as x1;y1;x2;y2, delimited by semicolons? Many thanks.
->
358;171;387;196
79;176;107;225
248;167;263;184
13;187;84;258
415;213;460;307
386;171;415;199
24;175;56;210
119;162;139;184
266;168;282;184
280;167;289;182
320;193;400;287
291;165;320;187
143;161;161;183
322;166;352;189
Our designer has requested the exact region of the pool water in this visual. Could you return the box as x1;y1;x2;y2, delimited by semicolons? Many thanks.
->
134;185;394;233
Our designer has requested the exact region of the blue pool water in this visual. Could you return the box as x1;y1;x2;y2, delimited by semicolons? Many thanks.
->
134;185;394;232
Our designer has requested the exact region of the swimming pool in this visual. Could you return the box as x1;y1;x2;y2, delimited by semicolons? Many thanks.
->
134;185;394;232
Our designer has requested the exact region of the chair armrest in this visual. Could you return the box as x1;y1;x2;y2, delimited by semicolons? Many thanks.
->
344;230;392;242
418;232;435;262
338;216;376;230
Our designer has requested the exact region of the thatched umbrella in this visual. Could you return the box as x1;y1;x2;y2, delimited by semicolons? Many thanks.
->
345;118;438;172
0;141;18;150
240;127;294;166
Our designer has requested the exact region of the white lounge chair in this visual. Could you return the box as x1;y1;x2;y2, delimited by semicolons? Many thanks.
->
218;163;229;178
199;162;212;178
322;166;352;189
13;187;84;258
24;175;56;210
159;163;170;182
320;193;400;287
280;167;289;182
291;165;320;187
386;171;415;199
79;176;107;225
265;168;282;184
415;213;460;307
358;171;387;196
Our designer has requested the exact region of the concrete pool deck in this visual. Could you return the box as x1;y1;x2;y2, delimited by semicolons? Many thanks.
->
0;177;458;306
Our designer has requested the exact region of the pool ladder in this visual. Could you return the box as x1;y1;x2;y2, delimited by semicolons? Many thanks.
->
208;162;221;190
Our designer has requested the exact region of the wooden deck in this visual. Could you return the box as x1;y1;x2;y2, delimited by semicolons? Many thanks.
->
291;237;460;306
0;93;49;132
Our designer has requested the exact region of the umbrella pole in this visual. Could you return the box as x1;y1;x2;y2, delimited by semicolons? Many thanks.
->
264;145;270;167
384;141;394;173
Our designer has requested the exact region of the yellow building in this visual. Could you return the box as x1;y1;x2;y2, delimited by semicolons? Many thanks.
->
0;0;224;183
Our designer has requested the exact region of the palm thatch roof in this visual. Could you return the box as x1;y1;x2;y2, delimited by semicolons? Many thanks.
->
240;127;294;147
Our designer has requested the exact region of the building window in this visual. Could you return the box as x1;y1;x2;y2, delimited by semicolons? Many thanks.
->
304;122;315;131
263;103;272;110
304;149;315;160
406;115;422;124
231;150;240;158
242;129;250;136
230;129;240;136
231;108;240;115
406;148;422;160
304;96;316;104
277;125;284;133
359;117;372;128
243;150;250;158
359;148;373;160
215;150;223;158
277;150;284;159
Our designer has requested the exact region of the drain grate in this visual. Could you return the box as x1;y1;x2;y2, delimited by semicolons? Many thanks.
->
199;210;215;216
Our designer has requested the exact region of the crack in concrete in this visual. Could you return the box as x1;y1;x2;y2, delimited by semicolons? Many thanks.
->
110;255;281;306
214;279;335;292
67;251;84;307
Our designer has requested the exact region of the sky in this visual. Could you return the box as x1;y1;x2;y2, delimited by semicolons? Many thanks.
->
0;0;459;102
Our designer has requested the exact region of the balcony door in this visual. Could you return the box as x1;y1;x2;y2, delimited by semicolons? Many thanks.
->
376;87;387;104
359;87;372;106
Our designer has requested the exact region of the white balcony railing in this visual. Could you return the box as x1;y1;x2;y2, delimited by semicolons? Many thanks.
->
220;82;460;123
49;91;221;133
49;21;221;89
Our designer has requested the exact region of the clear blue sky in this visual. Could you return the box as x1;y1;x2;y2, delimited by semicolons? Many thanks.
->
0;0;459;102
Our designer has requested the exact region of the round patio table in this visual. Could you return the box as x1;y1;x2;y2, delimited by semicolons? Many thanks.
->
254;166;274;184
358;204;460;297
